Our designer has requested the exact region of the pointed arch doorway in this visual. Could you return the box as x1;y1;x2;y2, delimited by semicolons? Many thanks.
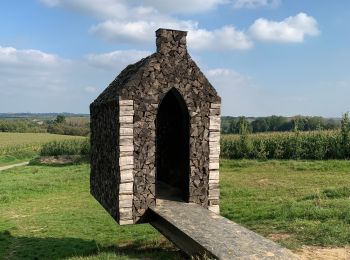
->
156;88;190;202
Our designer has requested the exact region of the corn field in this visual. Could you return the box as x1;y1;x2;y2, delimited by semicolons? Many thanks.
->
40;139;90;156
221;130;350;160
0;133;85;157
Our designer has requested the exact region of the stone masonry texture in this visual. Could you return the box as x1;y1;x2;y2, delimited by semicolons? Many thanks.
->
90;28;221;224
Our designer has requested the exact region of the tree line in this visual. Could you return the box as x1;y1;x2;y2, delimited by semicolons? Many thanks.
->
221;115;340;134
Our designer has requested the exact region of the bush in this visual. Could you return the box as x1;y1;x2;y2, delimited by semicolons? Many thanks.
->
47;124;89;136
40;139;90;156
0;120;46;133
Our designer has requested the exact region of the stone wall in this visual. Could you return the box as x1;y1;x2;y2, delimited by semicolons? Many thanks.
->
90;101;120;220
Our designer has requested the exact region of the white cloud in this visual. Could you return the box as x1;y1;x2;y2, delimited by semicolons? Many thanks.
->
40;0;129;19
249;12;320;43
41;0;227;16
0;46;60;67
40;1;319;51
189;26;253;50
91;20;252;51
0;46;152;112
233;0;280;9
40;0;251;51
144;0;228;14
90;19;197;44
86;49;151;69
218;26;253;50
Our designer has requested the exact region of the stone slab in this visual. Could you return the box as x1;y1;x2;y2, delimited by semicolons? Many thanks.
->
150;199;299;260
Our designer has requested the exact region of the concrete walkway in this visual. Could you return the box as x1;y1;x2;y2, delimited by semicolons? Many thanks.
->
0;162;29;172
150;198;299;259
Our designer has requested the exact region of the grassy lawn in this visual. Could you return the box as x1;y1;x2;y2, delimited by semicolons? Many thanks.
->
0;160;349;259
0;163;180;260
0;133;85;167
221;160;350;249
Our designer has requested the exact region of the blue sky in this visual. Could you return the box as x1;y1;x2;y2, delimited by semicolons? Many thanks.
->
0;0;349;117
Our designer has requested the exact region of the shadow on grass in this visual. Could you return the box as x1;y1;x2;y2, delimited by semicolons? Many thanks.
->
0;230;183;259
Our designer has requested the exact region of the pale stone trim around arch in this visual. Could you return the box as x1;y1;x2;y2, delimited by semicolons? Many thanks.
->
118;98;134;225
208;103;221;214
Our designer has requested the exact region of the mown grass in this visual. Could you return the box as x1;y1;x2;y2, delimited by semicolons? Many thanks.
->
0;160;349;259
0;133;85;166
220;160;350;249
0;163;181;259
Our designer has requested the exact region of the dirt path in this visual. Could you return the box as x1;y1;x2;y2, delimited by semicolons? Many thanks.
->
296;246;350;260
0;162;29;172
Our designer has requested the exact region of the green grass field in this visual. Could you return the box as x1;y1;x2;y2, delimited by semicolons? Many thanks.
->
0;160;349;259
220;160;350;249
0;133;85;166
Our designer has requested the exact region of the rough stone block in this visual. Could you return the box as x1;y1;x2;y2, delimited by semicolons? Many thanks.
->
119;110;134;116
208;189;220;198
209;170;219;180
120;169;133;182
119;100;133;106
120;207;133;219
210;103;221;109
119;182;133;194
119;156;133;166
120;151;133;157
119;219;134;225
120;105;134;111
120;145;134;152
209;162;219;170
209;183;219;190
119;116;133;124
209;124;220;131
209;108;220;115
209;178;219;184
120;164;133;171
119;195;133;208
208;205;220;214
209;157;219;164
120;128;133;136
209;133;220;142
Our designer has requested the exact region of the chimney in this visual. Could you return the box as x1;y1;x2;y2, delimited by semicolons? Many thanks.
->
156;28;187;56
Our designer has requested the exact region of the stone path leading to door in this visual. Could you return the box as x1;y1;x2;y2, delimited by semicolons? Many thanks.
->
0;162;29;172
150;198;299;259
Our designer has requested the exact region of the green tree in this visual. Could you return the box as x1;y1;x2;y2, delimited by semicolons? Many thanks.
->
55;115;66;124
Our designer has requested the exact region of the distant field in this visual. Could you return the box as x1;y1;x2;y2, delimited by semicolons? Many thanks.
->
0;160;349;259
0;133;85;166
